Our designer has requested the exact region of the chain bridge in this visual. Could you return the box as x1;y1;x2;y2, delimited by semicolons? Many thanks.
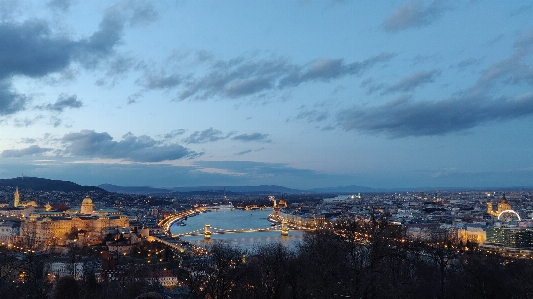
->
173;222;291;239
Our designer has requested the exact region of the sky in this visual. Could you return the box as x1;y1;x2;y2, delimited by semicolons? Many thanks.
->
1;0;533;190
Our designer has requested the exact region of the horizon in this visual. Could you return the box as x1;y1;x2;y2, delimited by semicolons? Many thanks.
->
2;176;533;193
1;1;532;190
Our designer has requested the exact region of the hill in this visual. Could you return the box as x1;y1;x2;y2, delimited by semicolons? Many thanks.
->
98;184;171;194
98;184;304;195
0;177;105;192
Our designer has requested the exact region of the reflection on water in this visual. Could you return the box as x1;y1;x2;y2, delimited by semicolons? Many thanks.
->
169;208;303;250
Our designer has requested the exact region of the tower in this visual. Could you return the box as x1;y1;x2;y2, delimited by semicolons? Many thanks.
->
14;186;20;208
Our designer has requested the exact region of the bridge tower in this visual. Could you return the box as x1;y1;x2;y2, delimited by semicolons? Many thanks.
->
281;220;289;236
204;224;212;239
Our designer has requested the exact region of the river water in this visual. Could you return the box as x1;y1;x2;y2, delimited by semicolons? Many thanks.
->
169;208;304;251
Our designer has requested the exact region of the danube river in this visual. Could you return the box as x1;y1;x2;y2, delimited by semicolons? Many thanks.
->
169;208;304;250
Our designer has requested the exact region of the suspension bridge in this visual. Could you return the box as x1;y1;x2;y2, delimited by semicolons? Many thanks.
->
172;222;293;239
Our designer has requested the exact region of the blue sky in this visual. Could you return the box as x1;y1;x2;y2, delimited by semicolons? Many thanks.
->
1;0;532;189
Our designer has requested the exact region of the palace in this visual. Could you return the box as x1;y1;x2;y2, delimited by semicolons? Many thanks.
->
21;195;129;247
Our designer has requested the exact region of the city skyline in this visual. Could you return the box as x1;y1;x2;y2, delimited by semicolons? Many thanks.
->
1;1;533;189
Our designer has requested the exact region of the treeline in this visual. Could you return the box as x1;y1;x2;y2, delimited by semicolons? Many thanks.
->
186;219;533;299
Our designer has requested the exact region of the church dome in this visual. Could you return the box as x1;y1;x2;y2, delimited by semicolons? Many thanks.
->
82;196;93;205
499;193;508;204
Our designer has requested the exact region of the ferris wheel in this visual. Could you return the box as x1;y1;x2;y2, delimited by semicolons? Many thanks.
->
497;210;521;222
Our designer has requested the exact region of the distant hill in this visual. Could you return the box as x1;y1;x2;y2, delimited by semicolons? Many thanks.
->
98;184;304;195
0;177;105;192
99;184;171;195
309;185;378;193
171;185;303;194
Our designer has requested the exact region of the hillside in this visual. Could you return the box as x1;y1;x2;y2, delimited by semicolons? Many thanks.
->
0;177;105;192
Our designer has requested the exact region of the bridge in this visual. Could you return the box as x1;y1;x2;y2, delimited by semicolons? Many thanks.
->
173;221;295;239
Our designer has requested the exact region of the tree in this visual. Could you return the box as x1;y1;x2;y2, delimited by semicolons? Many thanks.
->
53;276;80;299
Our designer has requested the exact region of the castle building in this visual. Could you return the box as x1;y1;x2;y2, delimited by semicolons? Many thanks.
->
21;196;129;247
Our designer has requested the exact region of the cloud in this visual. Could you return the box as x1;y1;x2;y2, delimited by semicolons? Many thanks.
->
337;93;533;138
382;0;451;32
1;145;53;158
140;73;182;90
278;53;396;88
0;2;158;116
38;93;82;112
137;52;394;101
0;20;75;79
468;30;533;95
294;108;329;123
183;127;227;144
231;133;270;142
384;69;441;94
0;80;29;115
14;115;45;127
61;130;194;162
361;77;385;95
235;149;253;156
178;57;290;100
164;129;187;139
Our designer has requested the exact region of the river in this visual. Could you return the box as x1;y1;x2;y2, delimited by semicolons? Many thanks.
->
169;208;304;251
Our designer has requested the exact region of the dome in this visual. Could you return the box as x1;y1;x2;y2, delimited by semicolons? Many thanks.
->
499;193;508;204
82;196;93;205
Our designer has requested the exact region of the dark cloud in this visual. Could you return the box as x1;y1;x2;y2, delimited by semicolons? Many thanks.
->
0;20;75;78
183;127;227;144
0;80;28;115
38;93;82;112
231;133;270;142
337;93;533;138
61;130;194;162
384;69;441;94
382;0;451;32
0;2;157;116
1;145;52;158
